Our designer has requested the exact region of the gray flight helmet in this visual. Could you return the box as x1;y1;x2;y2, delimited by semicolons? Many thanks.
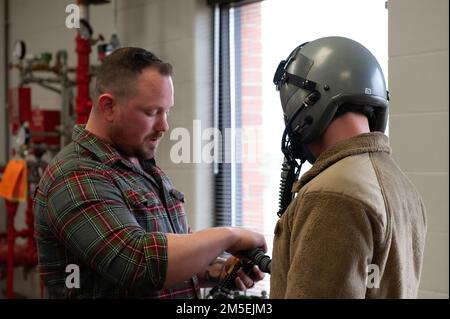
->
274;36;389;163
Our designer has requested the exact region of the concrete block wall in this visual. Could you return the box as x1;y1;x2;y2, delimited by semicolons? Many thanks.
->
1;0;213;298
388;0;449;298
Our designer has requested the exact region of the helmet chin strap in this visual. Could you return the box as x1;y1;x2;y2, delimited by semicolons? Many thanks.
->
277;112;317;218
281;89;321;162
281;100;314;165
277;119;306;217
277;91;319;217
298;142;316;165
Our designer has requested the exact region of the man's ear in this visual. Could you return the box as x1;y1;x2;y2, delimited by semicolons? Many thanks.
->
97;93;116;122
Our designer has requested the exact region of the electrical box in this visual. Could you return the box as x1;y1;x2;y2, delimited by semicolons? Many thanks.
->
30;109;61;147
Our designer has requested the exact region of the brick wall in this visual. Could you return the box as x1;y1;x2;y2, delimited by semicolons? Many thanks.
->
240;2;264;233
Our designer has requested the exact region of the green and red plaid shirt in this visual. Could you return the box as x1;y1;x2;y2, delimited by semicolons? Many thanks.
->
33;125;200;298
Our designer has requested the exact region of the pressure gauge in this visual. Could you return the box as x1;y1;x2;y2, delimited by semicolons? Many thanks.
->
79;19;93;40
13;40;26;60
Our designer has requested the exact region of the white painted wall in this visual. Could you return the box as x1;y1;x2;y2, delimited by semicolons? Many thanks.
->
388;0;449;298
1;0;213;298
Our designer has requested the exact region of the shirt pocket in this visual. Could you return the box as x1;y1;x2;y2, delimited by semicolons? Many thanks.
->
124;189;167;231
169;189;184;202
124;189;154;207
167;189;189;233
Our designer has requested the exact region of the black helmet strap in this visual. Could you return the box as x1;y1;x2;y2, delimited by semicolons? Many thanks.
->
283;72;317;92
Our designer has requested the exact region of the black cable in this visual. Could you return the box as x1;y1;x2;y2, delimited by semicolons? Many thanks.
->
245;249;271;274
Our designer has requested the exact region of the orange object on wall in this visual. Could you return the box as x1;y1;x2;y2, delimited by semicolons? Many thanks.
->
0;159;28;202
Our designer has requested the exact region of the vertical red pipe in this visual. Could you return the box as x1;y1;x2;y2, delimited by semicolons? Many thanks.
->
25;183;35;263
5;200;19;299
75;0;92;124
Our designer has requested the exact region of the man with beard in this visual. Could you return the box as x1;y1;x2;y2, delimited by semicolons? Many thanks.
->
34;47;265;298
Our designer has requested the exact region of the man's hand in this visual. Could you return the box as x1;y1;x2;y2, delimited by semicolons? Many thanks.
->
226;227;267;255
165;227;266;289
223;256;265;291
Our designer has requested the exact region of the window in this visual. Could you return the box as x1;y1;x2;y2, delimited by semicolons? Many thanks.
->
214;0;388;297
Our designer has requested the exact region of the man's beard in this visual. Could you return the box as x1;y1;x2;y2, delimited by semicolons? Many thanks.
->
109;125;162;160
134;137;159;160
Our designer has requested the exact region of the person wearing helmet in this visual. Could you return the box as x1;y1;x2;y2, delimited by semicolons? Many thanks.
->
270;36;427;298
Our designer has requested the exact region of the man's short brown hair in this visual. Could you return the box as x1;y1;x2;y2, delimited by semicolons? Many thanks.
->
94;47;173;101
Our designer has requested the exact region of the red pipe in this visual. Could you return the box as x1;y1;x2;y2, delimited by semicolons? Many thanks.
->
75;0;92;124
25;185;37;265
75;34;92;124
5;200;19;299
1;173;38;298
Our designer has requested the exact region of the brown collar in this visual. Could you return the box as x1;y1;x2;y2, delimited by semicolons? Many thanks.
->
294;132;391;191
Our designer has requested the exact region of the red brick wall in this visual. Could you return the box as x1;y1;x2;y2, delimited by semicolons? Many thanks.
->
240;2;264;234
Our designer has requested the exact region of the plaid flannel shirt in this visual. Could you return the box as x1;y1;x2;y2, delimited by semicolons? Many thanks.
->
33;125;200;298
